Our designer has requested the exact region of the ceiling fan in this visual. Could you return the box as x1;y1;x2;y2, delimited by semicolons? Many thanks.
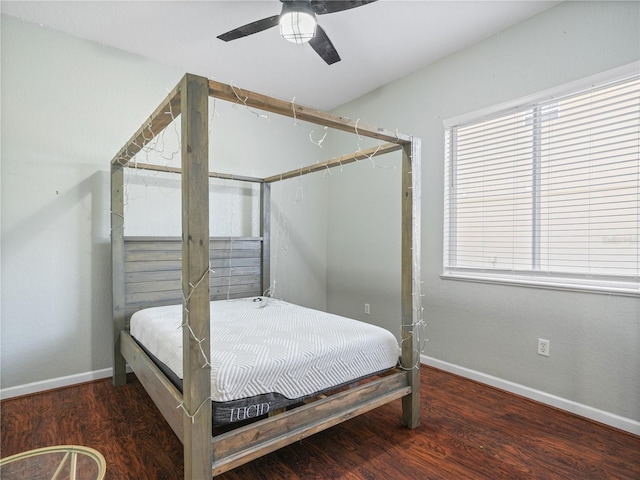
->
217;0;378;65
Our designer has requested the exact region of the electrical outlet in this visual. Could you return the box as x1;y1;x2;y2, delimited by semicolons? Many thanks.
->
537;338;550;356
364;303;370;315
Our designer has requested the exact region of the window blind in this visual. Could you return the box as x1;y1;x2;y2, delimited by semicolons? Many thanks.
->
444;74;639;294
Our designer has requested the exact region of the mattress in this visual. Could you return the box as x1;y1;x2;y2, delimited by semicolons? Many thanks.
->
130;297;400;424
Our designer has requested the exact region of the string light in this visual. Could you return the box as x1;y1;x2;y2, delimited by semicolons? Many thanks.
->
291;96;329;149
226;187;236;300
178;241;214;369
178;396;212;423
230;81;270;121
294;176;305;204
110;212;124;233
352;119;396;170
291;97;298;125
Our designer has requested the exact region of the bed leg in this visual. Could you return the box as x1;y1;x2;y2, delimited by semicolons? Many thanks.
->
402;366;420;429
113;333;127;386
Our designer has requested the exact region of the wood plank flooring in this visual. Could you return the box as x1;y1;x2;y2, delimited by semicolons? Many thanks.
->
2;366;638;479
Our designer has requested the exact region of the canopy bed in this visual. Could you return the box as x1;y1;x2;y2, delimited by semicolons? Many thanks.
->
110;73;422;478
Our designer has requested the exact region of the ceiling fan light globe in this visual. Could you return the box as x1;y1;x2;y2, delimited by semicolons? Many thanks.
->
279;11;316;44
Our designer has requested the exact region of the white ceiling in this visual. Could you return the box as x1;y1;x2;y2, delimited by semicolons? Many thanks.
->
1;0;561;110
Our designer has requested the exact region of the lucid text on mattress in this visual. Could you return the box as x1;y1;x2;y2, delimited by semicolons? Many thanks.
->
228;402;271;422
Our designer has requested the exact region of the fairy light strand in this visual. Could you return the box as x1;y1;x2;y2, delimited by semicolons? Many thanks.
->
178;396;212;424
230;80;270;121
226;186;237;300
291;96;329;150
178;262;215;420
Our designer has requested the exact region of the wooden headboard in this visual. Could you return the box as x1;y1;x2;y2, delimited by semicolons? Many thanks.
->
123;236;263;323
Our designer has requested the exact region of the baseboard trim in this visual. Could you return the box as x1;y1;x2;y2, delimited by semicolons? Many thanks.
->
421;355;640;436
0;368;114;400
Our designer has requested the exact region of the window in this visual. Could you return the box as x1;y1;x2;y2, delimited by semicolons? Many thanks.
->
444;71;639;296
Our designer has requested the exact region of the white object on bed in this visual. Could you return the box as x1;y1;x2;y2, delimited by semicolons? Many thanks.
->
129;297;400;402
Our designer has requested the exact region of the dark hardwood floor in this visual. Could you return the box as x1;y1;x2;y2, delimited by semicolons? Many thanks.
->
2;366;638;479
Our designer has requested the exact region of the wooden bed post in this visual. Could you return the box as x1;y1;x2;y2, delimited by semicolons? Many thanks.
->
111;162;127;386
180;73;212;479
401;137;421;429
261;182;271;295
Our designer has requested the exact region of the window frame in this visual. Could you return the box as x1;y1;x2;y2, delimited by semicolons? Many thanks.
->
442;63;640;297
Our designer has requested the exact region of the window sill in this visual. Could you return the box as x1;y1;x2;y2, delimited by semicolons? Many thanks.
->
440;271;640;298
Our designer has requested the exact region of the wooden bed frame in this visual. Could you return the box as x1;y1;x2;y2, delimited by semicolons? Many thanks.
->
111;73;422;478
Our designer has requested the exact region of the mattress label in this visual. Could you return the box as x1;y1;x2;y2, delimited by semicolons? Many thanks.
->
228;402;271;422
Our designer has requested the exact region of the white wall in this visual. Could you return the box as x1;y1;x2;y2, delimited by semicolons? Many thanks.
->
326;151;404;338
0;15;329;392
1;15;180;390
327;1;640;429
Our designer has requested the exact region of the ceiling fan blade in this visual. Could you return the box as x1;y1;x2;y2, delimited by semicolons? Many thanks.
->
311;0;378;15
309;25;341;65
217;15;280;42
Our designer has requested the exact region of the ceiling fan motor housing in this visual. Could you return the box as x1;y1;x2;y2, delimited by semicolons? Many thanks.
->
280;1;317;44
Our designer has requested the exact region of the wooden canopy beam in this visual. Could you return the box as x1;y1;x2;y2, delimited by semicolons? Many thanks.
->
122;161;264;184
208;80;412;144
263;142;403;184
111;81;182;166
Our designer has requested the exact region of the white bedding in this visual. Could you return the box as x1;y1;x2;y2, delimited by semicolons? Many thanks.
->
130;297;400;402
